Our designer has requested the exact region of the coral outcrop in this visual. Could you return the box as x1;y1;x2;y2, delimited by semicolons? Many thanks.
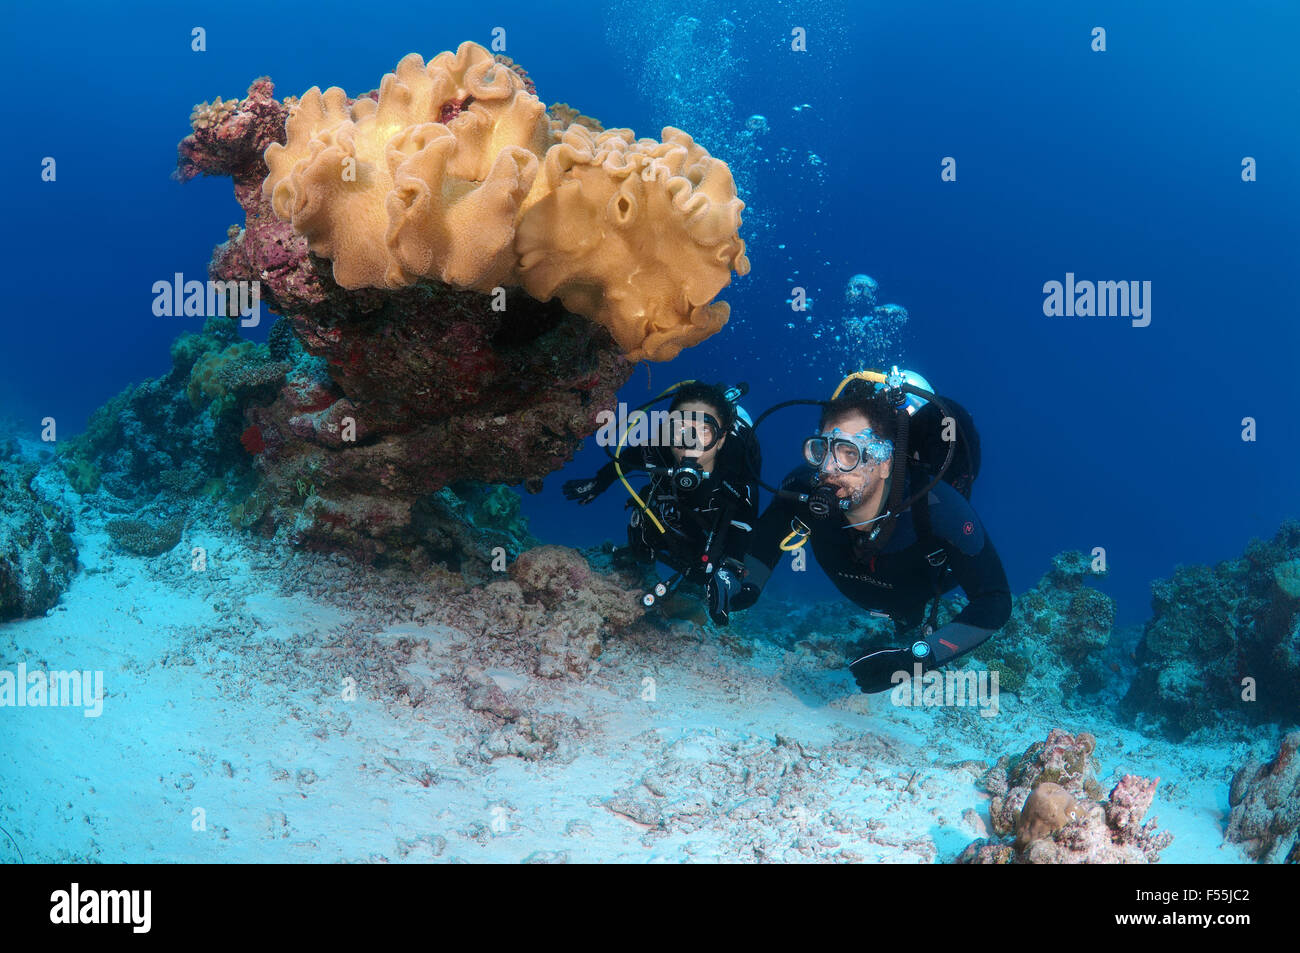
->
174;57;675;558
260;42;749;362
971;551;1114;698
1122;522;1300;737
0;462;78;620
958;728;1173;863
105;516;185;558
65;316;280;503
1225;732;1300;862
410;544;643;680
69;317;535;571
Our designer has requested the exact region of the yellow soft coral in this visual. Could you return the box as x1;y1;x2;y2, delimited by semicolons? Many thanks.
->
516;125;750;362
262;41;749;362
264;43;549;291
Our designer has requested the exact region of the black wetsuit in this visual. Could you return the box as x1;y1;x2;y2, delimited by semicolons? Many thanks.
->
597;434;760;584
744;465;1011;664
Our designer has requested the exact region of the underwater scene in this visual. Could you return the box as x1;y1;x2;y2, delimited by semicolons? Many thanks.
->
2;0;1298;875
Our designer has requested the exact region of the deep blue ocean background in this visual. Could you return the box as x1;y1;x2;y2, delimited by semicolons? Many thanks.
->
3;0;1296;625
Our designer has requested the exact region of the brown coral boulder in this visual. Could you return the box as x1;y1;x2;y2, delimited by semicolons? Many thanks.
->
1014;782;1081;851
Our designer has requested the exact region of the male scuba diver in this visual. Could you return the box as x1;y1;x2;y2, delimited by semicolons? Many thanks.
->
562;382;762;626
726;368;1012;694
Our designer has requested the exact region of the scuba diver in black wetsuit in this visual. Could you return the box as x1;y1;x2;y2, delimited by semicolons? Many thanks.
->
725;368;1012;694
562;381;762;626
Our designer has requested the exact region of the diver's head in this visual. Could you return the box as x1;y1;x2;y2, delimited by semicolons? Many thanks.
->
809;383;897;511
665;383;735;471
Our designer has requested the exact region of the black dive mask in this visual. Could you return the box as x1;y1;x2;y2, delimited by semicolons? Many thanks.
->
664;411;723;453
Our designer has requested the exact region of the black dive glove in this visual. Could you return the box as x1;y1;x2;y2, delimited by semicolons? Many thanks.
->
707;568;759;626
562;471;613;504
849;640;933;694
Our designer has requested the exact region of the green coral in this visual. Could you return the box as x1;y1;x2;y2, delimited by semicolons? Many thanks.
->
229;491;269;529
72;389;132;461
972;642;1030;695
169;330;221;375
187;341;261;415
58;451;101;495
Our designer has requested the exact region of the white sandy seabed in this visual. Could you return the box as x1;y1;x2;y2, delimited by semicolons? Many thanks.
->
0;497;1270;865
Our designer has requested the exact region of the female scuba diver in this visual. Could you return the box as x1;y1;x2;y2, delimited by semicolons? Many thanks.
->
562;381;762;625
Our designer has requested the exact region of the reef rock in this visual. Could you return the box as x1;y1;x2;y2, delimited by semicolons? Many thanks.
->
971;550;1115;697
70;317;535;572
506;545;643;677
1013;781;1080;852
1122;522;1300;737
1225;732;1300;863
0;463;78;620
64;315;282;505
959;728;1172;864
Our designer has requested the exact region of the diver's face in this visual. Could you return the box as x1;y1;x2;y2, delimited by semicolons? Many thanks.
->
669;401;725;470
815;411;891;507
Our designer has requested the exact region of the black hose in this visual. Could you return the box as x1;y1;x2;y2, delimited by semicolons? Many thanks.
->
873;392;910;544
895;388;959;514
748;399;829;495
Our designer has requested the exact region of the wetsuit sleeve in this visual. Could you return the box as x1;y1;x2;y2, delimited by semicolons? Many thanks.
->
923;487;1013;663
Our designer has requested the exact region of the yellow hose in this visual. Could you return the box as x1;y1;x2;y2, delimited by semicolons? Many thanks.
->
830;369;888;400
614;380;696;536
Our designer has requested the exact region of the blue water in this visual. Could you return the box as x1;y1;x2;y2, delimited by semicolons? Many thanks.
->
3;0;1297;626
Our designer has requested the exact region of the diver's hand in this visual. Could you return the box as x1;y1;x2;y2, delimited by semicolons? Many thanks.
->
850;641;933;694
707;567;744;626
562;477;603;504
731;582;759;613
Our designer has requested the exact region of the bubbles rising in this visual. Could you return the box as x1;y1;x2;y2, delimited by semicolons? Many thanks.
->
845;274;878;306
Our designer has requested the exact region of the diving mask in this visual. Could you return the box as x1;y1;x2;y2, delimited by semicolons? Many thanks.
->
803;427;893;472
663;410;722;452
